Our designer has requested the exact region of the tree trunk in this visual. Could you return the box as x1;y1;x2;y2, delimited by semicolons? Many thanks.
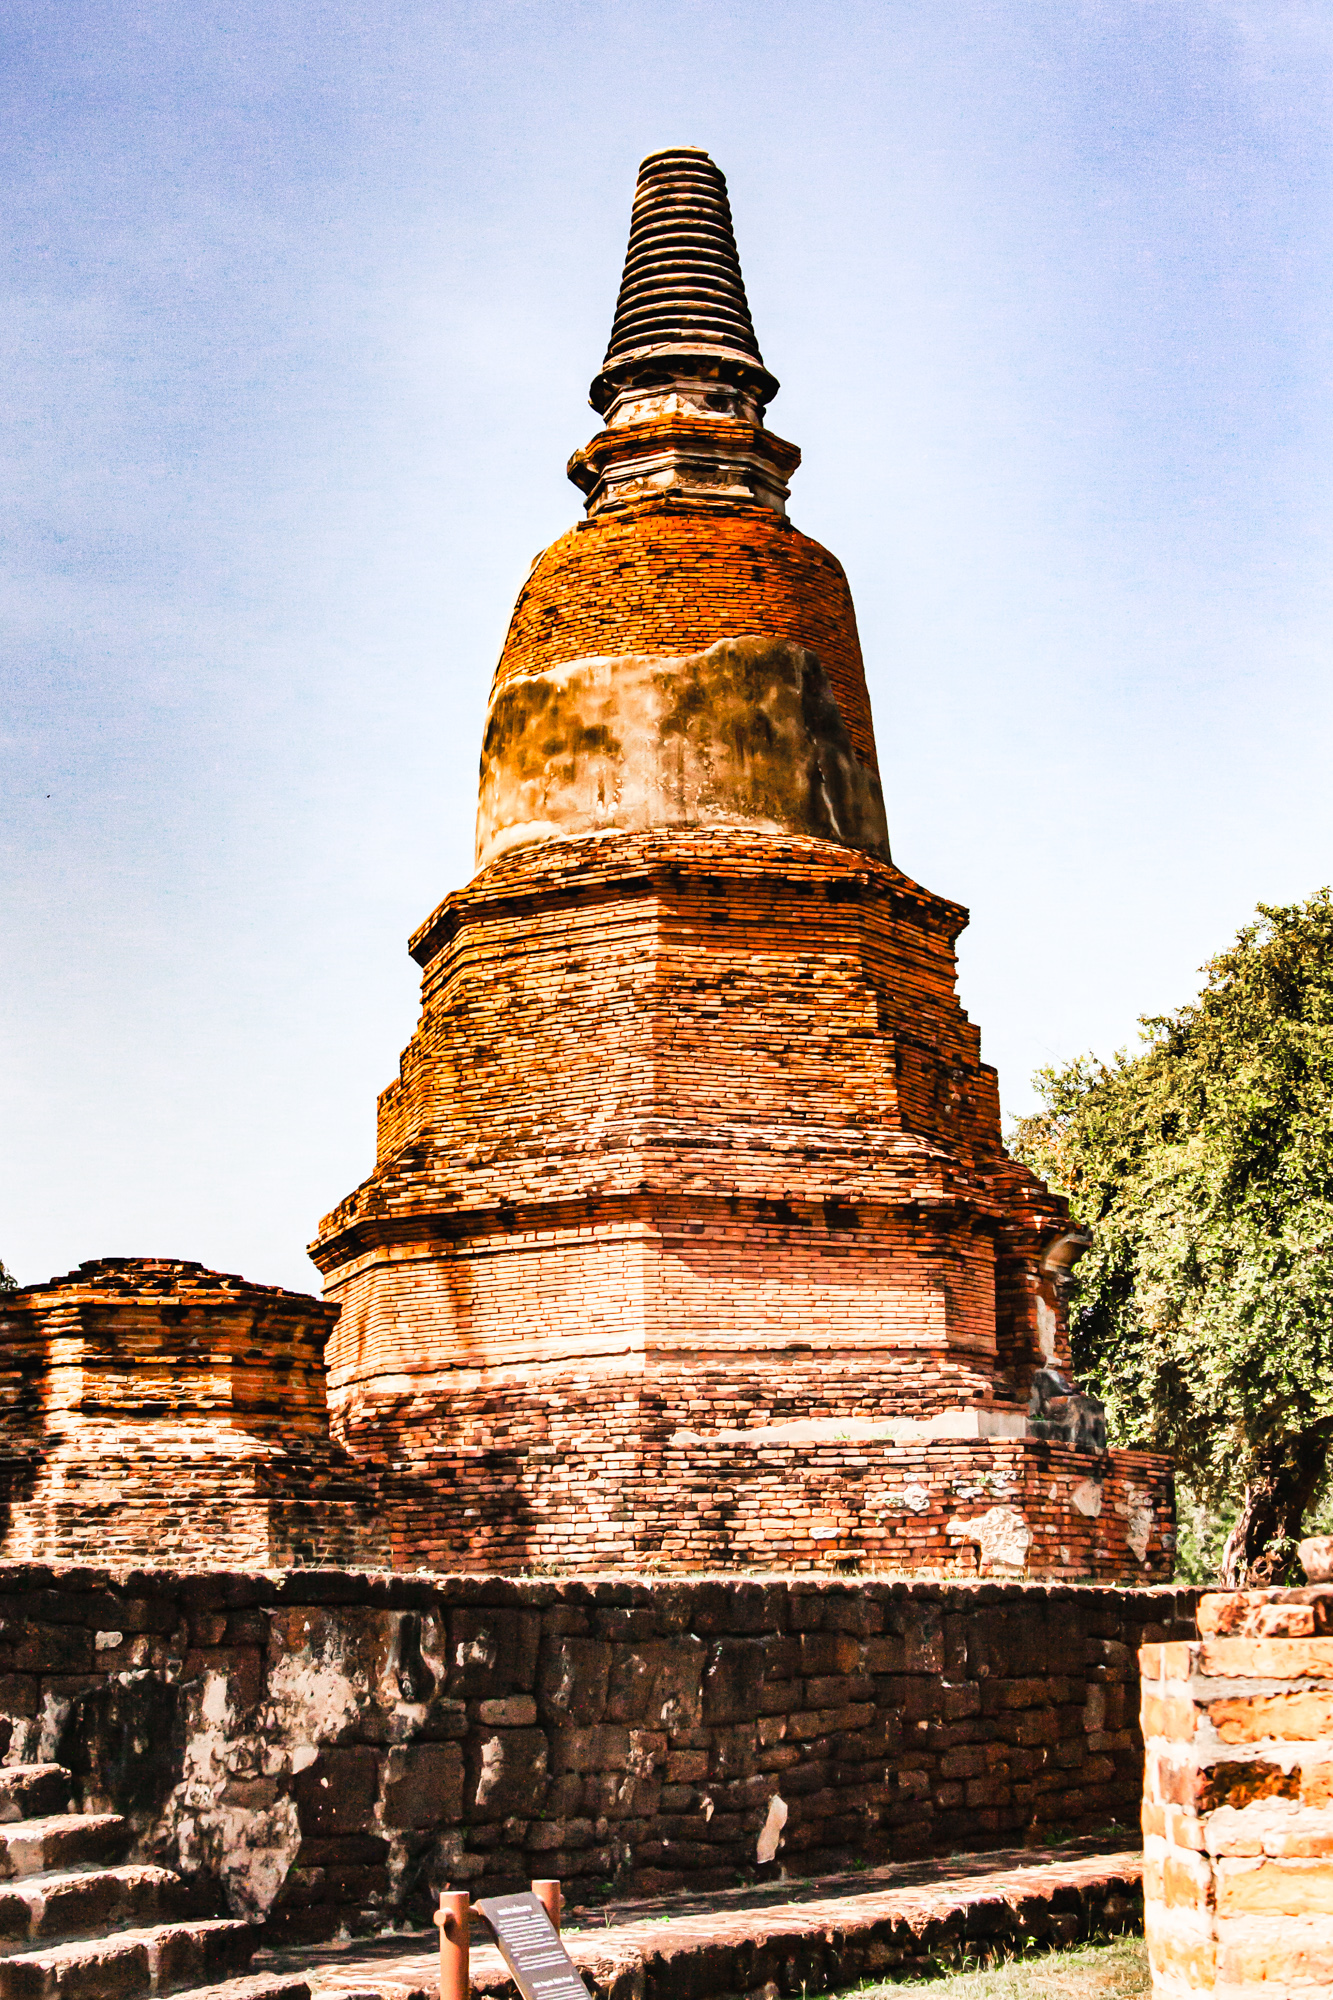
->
1221;1425;1333;1587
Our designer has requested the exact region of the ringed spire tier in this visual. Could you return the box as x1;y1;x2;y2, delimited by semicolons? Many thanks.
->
572;147;796;515
593;146;776;406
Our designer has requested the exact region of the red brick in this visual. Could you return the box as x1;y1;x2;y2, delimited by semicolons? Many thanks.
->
1141;1692;1196;1741
0;1262;386;1569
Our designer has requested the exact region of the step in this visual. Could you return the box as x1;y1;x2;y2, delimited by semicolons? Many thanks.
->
261;1844;1143;2000
0;1819;129;1881
0;1916;257;1999
173;1980;311;2000
0;1864;203;1952
0;1777;72;1830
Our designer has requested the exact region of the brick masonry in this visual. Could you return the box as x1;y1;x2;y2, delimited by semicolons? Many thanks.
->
375;1416;1173;1580
1141;1584;1333;1996
0;151;1178;1594
314;827;1173;1578
310;158;1178;1574
0;1261;388;1569
0;1564;1197;1947
489;509;879;773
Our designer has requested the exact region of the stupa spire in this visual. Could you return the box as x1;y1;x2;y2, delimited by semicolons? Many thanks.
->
592;147;776;412
569;146;798;516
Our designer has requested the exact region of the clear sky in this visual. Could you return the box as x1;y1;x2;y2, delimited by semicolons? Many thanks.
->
3;0;1330;1292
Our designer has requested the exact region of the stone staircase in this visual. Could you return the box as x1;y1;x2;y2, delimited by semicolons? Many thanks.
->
0;1764;310;2000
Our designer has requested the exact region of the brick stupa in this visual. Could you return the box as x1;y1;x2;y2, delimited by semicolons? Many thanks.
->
313;148;1173;1578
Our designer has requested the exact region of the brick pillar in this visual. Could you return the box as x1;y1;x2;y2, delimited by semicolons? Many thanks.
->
1140;1585;1333;1997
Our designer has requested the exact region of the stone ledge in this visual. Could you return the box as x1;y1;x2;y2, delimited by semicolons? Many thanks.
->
260;1845;1142;1999
0;1562;1195;1612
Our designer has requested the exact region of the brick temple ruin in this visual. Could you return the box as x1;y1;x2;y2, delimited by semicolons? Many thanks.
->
0;1260;386;1569
0;146;1208;2000
307;146;1173;1579
1;150;1172;1586
0;145;1168;1592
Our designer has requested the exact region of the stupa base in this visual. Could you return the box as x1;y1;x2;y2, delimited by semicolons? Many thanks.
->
364;1412;1173;1579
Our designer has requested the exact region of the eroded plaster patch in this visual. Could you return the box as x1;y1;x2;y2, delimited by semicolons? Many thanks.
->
756;1792;787;1863
161;1672;302;1922
155;1607;436;1921
947;1506;1032;1572
1117;1484;1154;1564
1035;1295;1058;1362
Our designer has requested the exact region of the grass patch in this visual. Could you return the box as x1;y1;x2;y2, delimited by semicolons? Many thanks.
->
844;1933;1149;1997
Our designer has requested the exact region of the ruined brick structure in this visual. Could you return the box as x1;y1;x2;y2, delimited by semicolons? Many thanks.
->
1140;1583;1333;1997
0;1260;387;1568
312;147;1174;1577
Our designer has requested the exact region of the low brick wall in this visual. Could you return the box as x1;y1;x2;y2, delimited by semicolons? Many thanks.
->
1140;1584;1333;1997
0;1564;1197;1948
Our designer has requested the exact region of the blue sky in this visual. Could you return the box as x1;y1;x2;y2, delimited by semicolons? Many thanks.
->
3;0;1330;1290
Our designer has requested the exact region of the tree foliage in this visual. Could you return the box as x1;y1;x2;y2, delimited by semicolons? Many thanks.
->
1010;890;1333;1581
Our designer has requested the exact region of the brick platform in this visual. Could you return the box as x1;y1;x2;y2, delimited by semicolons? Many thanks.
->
260;1844;1143;1998
1141;1585;1333;1996
315;829;1172;1579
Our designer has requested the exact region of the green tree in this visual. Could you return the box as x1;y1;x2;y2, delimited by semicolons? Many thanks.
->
0;1263;16;1293
1010;890;1333;1586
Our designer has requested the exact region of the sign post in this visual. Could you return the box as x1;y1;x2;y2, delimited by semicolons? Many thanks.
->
437;1891;472;2000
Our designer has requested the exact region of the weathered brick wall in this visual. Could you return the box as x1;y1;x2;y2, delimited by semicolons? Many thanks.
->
328;1205;1001;1428
0;1565;1196;1947
368;830;1001;1206
1141;1584;1333;1997
371;1393;1174;1579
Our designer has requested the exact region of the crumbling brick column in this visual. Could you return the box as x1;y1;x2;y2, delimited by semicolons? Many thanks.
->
1140;1585;1333;1996
0;1259;389;1569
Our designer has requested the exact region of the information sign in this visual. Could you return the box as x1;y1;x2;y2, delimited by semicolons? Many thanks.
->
474;1892;592;2000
